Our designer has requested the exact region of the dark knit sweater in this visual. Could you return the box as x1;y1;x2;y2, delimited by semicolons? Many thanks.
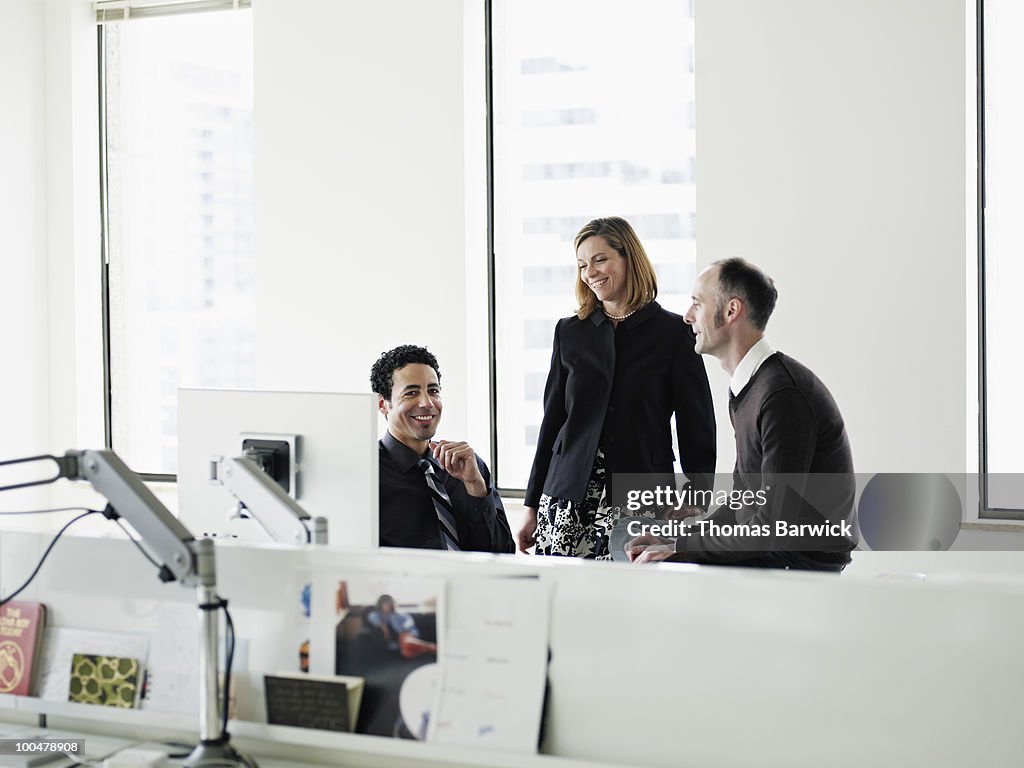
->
676;352;856;568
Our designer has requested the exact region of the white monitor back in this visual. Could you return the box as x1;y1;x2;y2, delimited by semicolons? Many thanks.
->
177;388;378;548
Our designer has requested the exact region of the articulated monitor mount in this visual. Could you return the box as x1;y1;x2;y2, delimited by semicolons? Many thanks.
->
209;454;327;545
0;449;256;768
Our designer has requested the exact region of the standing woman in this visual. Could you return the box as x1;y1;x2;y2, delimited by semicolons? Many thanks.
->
518;216;716;559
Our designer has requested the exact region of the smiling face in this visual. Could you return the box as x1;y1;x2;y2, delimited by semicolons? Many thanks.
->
684;266;729;357
577;235;629;308
379;363;442;452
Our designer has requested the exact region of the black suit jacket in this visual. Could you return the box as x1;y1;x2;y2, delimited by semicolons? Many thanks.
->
525;301;716;507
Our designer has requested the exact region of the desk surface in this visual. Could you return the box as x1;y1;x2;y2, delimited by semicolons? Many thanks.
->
3;533;1024;768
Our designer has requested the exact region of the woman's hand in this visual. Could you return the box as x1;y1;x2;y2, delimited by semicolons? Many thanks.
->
518;506;538;553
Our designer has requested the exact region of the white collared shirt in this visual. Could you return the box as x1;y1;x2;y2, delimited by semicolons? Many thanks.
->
730;337;776;397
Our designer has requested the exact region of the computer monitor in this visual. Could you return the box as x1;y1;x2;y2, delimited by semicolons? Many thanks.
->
177;389;378;548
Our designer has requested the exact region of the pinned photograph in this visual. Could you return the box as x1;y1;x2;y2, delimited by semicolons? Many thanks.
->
332;578;442;739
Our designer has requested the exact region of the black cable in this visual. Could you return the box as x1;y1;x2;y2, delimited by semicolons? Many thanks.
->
112;518;161;570
0;506;102;516
221;603;236;735
0;510;102;606
158;742;194;760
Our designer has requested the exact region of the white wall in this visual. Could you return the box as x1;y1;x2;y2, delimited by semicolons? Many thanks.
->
44;0;103;456
0;0;51;516
253;0;482;449
0;0;100;523
697;0;967;475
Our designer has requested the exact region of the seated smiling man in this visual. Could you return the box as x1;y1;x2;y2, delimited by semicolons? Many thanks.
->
371;345;514;553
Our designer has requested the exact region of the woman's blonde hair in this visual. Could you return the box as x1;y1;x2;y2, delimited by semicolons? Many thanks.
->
574;216;658;319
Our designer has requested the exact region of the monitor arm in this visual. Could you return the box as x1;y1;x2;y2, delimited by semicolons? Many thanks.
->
0;449;255;768
71;449;206;584
209;455;327;544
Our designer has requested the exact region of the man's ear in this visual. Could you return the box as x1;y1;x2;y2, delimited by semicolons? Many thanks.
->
377;395;391;419
725;297;743;323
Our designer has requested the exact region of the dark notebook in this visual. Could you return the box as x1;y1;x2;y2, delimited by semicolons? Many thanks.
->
264;673;363;732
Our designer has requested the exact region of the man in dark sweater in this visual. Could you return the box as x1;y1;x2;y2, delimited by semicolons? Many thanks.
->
627;258;856;571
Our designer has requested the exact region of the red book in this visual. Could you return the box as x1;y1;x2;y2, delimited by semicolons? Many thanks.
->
0;600;47;697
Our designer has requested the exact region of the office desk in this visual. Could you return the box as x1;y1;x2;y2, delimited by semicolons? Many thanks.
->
2;532;1022;768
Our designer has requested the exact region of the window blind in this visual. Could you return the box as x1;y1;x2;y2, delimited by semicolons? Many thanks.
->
95;0;251;23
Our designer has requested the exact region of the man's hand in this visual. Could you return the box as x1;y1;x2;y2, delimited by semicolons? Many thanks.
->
625;533;676;564
518;506;538;553
660;503;704;522
431;440;487;497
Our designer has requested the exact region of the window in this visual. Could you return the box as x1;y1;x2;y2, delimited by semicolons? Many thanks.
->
490;0;697;490
100;5;254;476
980;0;1024;517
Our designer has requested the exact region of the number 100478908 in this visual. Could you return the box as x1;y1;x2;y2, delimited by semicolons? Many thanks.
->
0;739;84;755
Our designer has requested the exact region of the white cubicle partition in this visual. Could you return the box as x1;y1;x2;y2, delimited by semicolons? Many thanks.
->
1;531;1022;768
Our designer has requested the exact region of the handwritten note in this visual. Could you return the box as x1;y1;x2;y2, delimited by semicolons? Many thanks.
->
431;578;549;752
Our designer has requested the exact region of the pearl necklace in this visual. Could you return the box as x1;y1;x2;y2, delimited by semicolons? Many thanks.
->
603;307;637;321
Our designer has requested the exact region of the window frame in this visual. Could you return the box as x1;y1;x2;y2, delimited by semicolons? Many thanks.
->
484;0;502;492
978;0;1024;520
96;2;253;482
98;23;116;470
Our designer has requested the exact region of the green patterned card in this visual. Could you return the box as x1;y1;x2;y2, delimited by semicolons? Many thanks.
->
68;653;141;708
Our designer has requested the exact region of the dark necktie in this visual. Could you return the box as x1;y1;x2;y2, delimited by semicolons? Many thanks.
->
416;458;461;551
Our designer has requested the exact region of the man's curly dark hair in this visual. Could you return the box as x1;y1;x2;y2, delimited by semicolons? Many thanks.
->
370;345;442;401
